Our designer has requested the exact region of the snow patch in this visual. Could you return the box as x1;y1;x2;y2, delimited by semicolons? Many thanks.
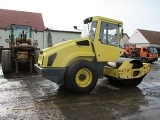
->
0;78;8;85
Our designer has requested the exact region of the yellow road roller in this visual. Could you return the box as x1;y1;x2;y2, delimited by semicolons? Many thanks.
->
35;16;151;94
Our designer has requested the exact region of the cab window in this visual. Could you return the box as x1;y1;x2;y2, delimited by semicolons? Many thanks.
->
81;21;97;41
100;22;117;46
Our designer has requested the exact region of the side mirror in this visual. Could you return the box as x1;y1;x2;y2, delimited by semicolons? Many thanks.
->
121;28;123;33
5;39;10;43
35;29;37;33
33;40;38;46
5;26;8;31
34;40;38;43
121;28;124;37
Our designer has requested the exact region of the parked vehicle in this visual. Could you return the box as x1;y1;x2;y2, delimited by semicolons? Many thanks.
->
1;24;40;73
35;16;151;94
124;44;158;63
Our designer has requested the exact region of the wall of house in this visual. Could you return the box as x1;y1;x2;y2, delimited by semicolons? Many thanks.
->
123;34;129;44
0;29;44;49
128;29;149;44
135;43;150;48
47;31;81;45
120;34;130;48
127;41;160;48
128;29;160;52
0;29;81;50
33;31;45;49
43;30;81;48
0;29;10;47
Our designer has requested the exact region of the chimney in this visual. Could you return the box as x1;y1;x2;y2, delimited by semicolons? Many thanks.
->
73;26;77;29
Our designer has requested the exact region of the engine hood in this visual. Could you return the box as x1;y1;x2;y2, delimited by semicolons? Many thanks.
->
38;37;95;67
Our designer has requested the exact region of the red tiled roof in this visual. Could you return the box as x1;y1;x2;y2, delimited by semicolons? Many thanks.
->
0;9;44;31
138;29;160;44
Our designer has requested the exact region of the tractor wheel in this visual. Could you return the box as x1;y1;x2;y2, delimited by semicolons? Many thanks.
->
34;50;39;64
105;76;119;85
106;75;145;87
64;60;98;94
1;50;12;72
106;60;145;87
141;57;148;63
108;77;121;85
120;74;146;87
120;60;145;86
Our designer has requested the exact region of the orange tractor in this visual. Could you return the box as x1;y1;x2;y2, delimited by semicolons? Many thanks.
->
1;24;40;73
124;44;158;63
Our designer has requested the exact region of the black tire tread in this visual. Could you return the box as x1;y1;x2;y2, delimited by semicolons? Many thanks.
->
64;60;98;94
1;50;12;72
34;50;39;64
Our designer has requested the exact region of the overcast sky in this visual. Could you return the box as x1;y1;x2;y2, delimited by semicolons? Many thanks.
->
0;0;160;36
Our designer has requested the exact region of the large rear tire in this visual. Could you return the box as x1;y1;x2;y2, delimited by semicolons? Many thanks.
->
1;50;12;72
64;60;98;94
106;60;145;87
105;76;120;85
106;75;145;87
120;74;146;87
34;50;39;64
141;57;148;63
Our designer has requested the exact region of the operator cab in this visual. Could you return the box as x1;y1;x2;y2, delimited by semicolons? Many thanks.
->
81;16;124;62
148;46;158;54
81;16;123;47
10;25;32;45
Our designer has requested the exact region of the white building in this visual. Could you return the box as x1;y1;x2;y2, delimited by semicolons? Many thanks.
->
0;9;81;50
128;29;160;48
43;27;81;48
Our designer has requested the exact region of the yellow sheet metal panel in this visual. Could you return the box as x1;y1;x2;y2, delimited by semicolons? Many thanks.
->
92;16;123;25
118;63;151;79
104;66;119;78
118;60;133;70
104;62;151;79
38;38;95;67
93;43;124;62
91;16;124;62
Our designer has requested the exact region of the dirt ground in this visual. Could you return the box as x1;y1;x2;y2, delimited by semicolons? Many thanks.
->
0;60;160;120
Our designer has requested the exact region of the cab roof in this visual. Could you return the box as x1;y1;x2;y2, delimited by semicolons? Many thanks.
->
84;16;123;25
